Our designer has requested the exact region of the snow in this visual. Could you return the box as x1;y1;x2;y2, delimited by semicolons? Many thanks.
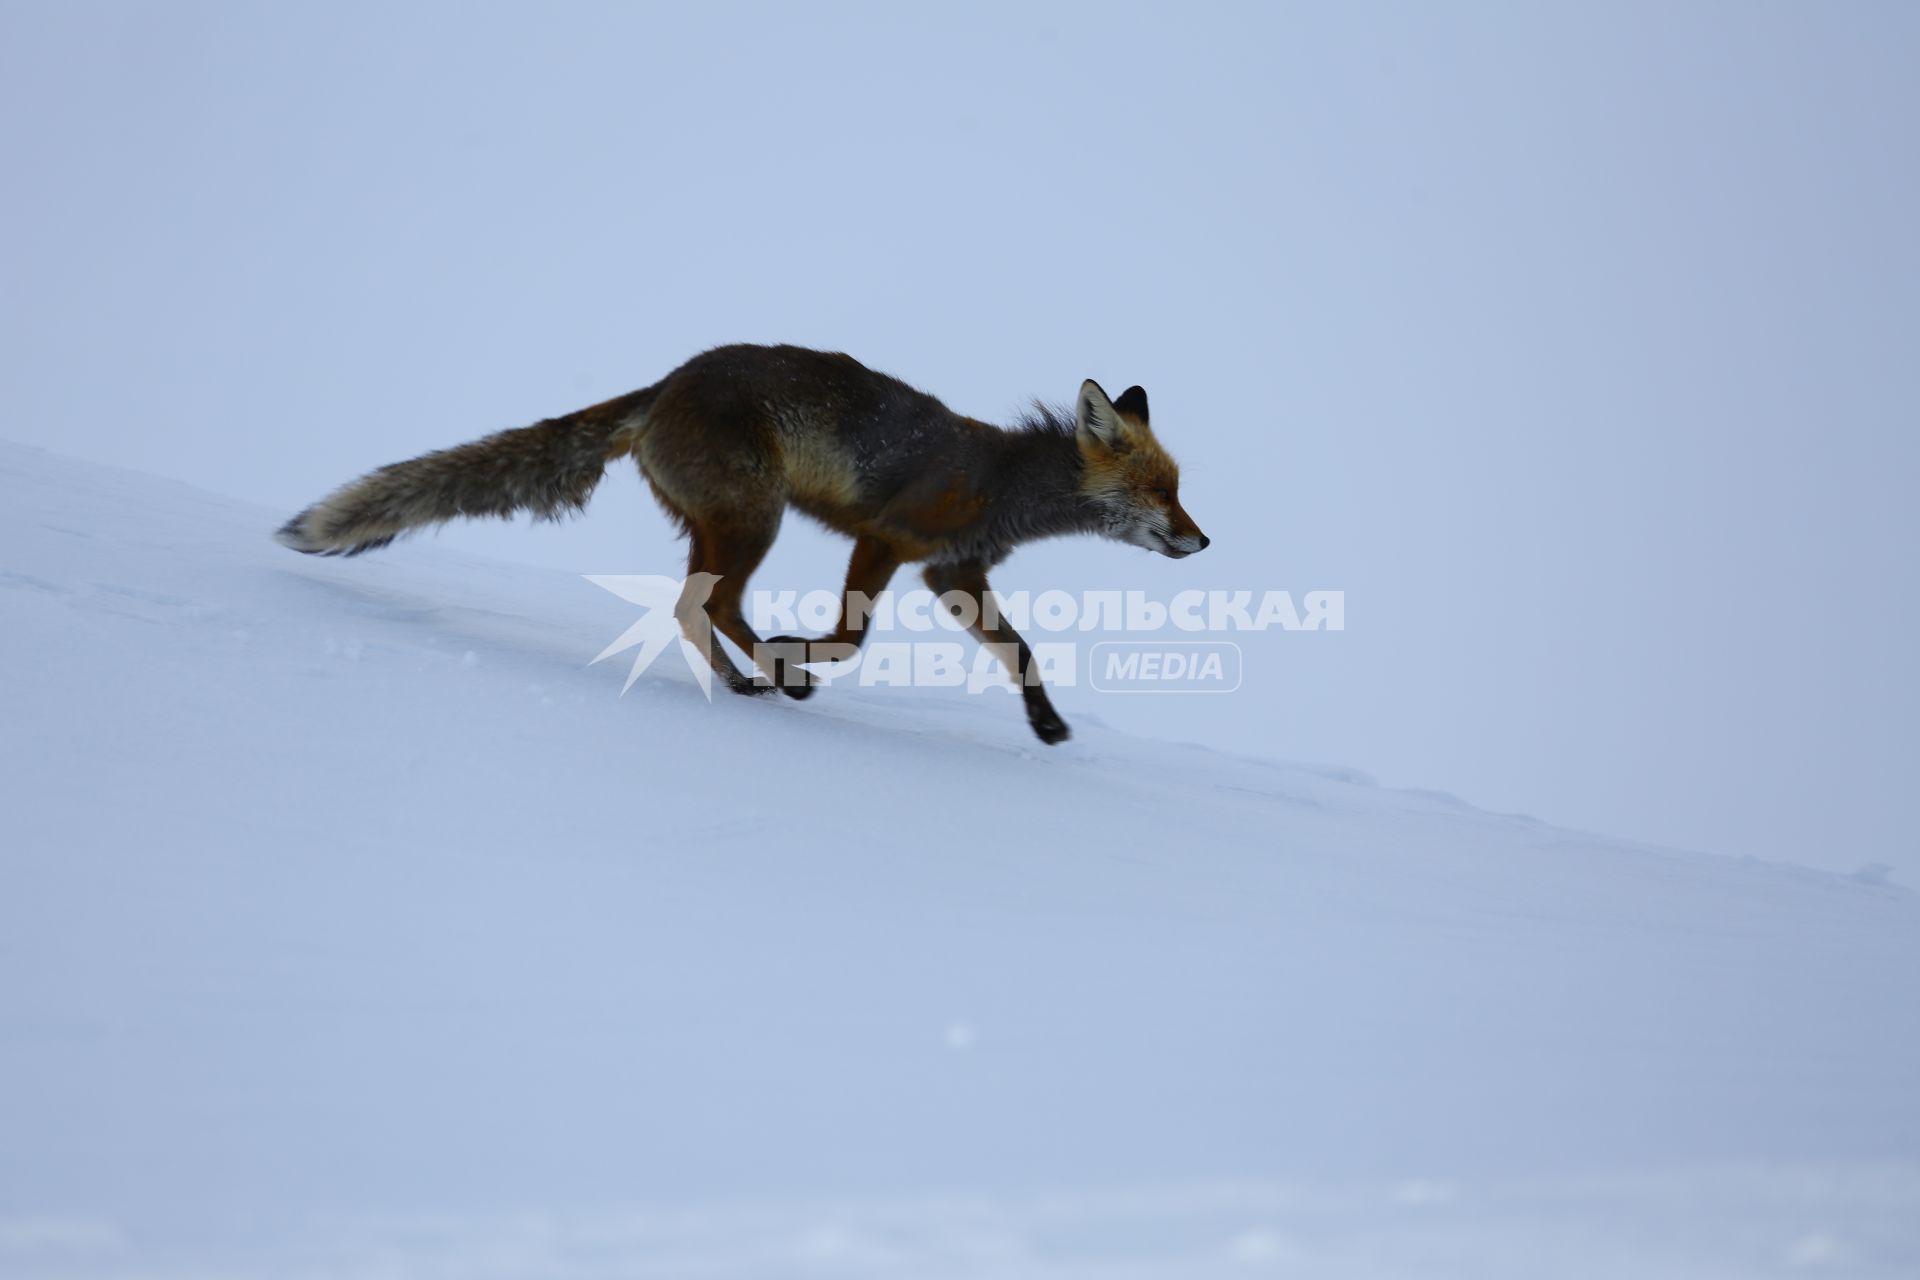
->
1;438;1916;1277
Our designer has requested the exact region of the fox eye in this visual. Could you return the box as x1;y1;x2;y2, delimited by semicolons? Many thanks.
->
1151;487;1172;502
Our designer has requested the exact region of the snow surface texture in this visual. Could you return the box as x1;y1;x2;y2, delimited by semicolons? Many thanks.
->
1;439;1916;1278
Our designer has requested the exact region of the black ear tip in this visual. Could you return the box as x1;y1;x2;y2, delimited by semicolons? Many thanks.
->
1114;385;1149;422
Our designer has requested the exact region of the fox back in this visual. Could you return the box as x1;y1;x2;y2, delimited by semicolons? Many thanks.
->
633;344;1207;566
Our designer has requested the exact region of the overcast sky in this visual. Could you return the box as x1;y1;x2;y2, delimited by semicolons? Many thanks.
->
3;1;1915;877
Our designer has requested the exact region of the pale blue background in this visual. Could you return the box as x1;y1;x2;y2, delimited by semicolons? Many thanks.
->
3;1;1914;876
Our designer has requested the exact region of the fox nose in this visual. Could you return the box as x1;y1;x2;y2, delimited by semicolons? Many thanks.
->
1197;533;1211;550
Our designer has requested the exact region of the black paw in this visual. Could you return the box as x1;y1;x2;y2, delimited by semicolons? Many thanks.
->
763;636;817;700
1028;708;1071;745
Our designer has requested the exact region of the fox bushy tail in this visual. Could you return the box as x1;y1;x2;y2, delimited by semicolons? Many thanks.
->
276;387;657;556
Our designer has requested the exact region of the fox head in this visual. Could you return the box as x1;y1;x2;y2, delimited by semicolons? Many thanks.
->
1075;380;1209;558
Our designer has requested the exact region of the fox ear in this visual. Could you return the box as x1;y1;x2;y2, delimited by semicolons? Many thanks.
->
1077;379;1132;450
1113;385;1149;425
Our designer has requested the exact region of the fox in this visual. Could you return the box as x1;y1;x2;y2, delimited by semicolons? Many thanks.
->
278;344;1208;743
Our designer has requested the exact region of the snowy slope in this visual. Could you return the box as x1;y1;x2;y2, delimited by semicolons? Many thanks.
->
1;439;1916;1279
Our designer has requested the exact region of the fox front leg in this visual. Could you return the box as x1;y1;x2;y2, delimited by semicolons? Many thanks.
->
923;561;1069;746
762;535;903;699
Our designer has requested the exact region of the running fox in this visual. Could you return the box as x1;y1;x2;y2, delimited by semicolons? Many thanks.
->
278;344;1209;743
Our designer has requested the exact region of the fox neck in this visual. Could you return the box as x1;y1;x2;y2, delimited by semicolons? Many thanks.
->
947;427;1104;566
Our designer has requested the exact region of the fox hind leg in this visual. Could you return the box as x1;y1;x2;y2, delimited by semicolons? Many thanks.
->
673;526;753;695
680;509;813;699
